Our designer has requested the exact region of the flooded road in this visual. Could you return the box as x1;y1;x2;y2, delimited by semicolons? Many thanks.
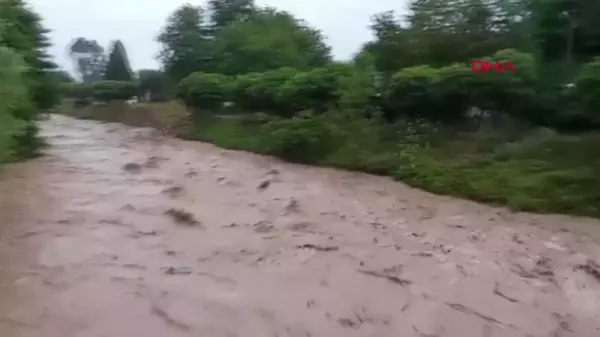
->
1;114;600;337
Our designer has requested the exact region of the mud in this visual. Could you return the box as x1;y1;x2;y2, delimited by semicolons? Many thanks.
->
1;114;600;337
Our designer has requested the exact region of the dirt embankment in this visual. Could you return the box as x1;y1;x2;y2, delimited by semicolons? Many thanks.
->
1;114;600;337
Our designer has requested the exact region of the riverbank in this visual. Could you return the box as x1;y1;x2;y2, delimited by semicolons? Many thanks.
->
59;101;600;219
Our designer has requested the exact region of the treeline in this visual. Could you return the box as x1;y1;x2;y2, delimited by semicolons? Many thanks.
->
64;0;600;131
0;0;61;163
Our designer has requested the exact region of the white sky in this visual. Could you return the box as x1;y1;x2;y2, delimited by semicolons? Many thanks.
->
28;0;407;73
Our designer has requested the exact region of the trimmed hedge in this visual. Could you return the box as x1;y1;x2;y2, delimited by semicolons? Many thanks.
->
173;49;600;131
177;73;231;111
61;81;138;103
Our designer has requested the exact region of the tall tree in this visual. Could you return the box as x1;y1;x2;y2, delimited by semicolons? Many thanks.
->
104;40;133;81
406;0;502;65
157;4;212;82
0;0;58;110
363;0;531;76
68;37;106;82
529;0;600;63
208;0;255;30
362;11;414;78
211;8;331;75
0;0;57;158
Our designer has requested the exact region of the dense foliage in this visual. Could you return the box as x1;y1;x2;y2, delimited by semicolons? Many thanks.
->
178;73;231;110
104;40;133;81
0;0;59;162
0;45;29;163
156;2;331;82
174;48;597;131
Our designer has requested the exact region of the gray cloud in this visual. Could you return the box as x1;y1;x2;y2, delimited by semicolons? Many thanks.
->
28;0;406;72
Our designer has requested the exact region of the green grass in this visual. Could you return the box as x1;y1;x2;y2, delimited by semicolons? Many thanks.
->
191;113;600;218
185;116;263;151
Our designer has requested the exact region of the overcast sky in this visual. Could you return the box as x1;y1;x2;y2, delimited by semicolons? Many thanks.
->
28;0;407;73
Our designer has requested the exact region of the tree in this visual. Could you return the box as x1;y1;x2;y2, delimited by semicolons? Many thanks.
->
211;8;331;75
0;0;59;110
157;4;212;83
363;0;533;77
68;37;106;82
406;0;517;65
529;0;600;70
0;0;56;159
362;11;414;79
104;40;133;81
208;0;255;30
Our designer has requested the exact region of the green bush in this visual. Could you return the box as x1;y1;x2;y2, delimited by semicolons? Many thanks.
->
279;64;352;114
571;57;600;127
258;112;339;162
338;52;379;111
177;72;231;111
231;72;264;112
232;68;297;115
466;50;537;119
231;65;362;117
384;65;444;122
435;64;473;123
90;81;138;102
383;50;540;125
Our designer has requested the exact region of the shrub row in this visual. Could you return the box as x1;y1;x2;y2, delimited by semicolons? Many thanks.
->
177;49;600;131
61;81;139;103
177;64;358;117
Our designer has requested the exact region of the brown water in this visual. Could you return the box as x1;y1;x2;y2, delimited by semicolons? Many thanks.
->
1;114;600;337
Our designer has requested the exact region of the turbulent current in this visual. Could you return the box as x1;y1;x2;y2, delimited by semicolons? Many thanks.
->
1;114;600;337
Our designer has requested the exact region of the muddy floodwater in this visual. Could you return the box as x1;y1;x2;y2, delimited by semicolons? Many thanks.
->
2;114;600;337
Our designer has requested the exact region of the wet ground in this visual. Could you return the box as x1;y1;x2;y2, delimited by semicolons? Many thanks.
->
1;114;600;337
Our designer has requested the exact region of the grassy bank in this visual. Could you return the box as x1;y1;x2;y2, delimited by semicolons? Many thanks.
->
60;101;600;219
197;113;600;218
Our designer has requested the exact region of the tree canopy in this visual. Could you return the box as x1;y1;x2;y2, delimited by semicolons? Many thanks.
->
210;8;331;75
68;37;106;82
0;0;58;159
208;0;255;30
104;40;133;81
156;3;331;79
157;5;211;83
